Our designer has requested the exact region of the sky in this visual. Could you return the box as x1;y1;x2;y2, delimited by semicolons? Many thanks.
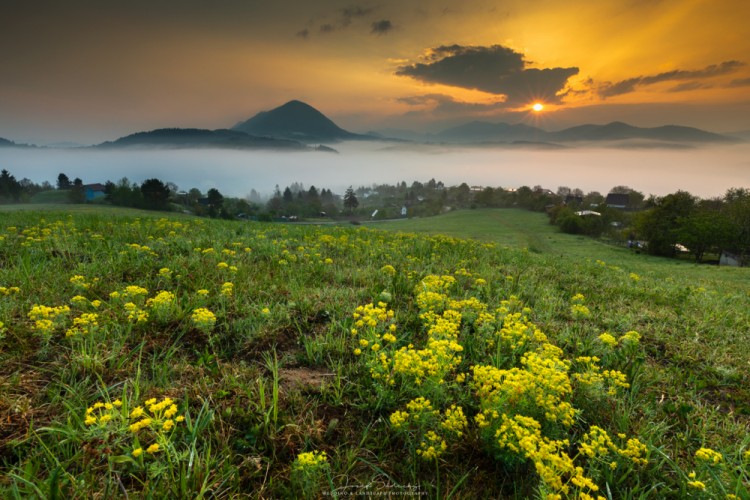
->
2;0;750;145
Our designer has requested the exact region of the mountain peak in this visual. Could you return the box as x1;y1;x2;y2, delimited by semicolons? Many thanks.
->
232;100;360;142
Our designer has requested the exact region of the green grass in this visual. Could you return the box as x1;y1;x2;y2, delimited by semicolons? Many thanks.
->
0;208;747;498
28;190;70;204
372;208;750;292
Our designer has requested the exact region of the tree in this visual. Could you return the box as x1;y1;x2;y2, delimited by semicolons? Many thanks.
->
57;173;71;190
282;187;294;203
343;186;359;214
724;188;750;263
677;206;733;262
609;185;645;209
635;190;696;256
140;178;171;211
187;188;202;205
206;188;224;217
68;177;86;204
0;169;23;203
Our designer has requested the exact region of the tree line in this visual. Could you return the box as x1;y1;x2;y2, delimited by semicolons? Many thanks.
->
2;168;748;264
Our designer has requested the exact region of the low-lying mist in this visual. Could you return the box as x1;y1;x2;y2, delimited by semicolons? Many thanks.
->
2;141;748;199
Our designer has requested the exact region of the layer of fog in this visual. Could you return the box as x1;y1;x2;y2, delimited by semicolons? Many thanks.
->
2;141;748;200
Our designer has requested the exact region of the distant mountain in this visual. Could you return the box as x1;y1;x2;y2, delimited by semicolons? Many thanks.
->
726;130;750;141
232;100;369;142
547;122;735;143
0;137;16;147
432;120;738;145
367;128;429;142
436;121;545;142
97;128;308;150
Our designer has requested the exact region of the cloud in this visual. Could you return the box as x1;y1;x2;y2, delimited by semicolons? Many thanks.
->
395;45;579;105
298;4;378;38
727;77;750;87
599;60;744;98
371;19;393;35
397;93;506;115
667;81;709;93
341;6;374;27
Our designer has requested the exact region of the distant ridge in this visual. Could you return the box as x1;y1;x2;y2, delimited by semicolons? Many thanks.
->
547;121;734;143
96;128;308;150
0;137;33;148
381;121;738;145
437;121;544;142
232;100;369;142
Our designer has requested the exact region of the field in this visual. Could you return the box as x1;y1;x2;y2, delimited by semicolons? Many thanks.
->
0;207;748;499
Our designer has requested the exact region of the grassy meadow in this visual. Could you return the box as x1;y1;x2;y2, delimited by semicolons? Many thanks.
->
0;207;748;498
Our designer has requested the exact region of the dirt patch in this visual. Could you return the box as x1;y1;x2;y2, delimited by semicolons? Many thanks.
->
279;367;334;393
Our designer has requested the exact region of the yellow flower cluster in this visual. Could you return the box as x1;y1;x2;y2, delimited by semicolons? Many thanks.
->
0;286;21;295
570;293;591;318
571;304;591;319
579;426;648;466
28;304;71;335
84;399;123;426
572;357;630;396
687;479;706;490
125;243;157;257
472;348;576;427
124;302;149;324
220;282;234;297
389;397;467;461
192;307;217;331
619;330;641;345
69;275;97;290
85;394;185;461
493;413;602;496
293;450;328;470
390;312;464;386
381;264;396;276
65;313;99;337
110;285;151;311
597;333;618;348
147;290;176;308
417;430;447;460
695;447;723;464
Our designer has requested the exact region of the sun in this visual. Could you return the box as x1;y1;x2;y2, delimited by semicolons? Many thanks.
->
532;103;544;112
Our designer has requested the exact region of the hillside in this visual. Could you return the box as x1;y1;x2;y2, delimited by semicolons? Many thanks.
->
96;127;308;150
0;209;748;498
232;100;367;142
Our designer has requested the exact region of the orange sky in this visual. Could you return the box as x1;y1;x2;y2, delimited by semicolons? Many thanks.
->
1;0;749;144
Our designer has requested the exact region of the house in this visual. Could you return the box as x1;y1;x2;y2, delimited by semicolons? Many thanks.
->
605;192;630;209
565;194;583;205
83;183;106;202
720;251;741;267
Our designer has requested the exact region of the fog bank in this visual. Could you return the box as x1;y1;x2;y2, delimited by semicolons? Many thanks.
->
1;141;748;199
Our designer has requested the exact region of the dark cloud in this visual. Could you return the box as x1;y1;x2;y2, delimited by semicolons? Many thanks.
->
599;60;744;97
397;93;506;115
667;81;709;93
371;19;393;35
396;45;579;105
341;6;374;26
727;77;750;87
297;4;378;38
